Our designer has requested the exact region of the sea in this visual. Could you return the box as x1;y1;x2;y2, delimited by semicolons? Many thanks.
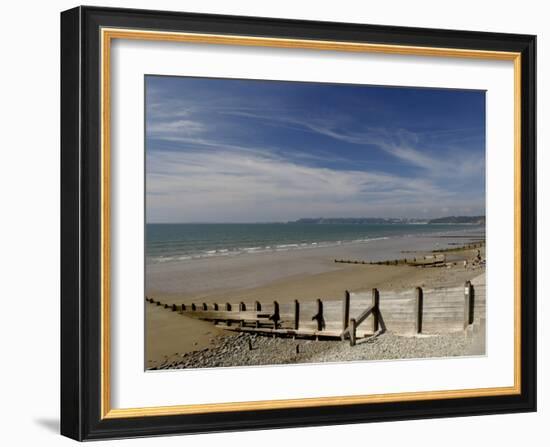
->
146;223;483;264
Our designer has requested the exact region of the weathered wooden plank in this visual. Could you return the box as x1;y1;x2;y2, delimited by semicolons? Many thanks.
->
352;291;413;301
424;305;464;316
426;316;470;323
184;310;271;321
422;325;464;333
380;314;416;320
354;304;375;327
421;303;465;309
422;316;466;323
215;325;348;338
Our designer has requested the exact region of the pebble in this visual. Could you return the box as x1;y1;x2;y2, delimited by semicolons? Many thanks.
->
154;331;475;370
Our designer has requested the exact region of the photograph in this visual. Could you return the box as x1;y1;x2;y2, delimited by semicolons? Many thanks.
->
144;76;487;370
56;4;537;441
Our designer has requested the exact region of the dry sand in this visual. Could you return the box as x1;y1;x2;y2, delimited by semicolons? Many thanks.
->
145;231;484;368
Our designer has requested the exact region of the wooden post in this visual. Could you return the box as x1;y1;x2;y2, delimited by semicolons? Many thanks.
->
202;303;208;311
171;304;177;311
342;290;350;332
464;281;474;328
164;304;169;309
313;299;324;331
156;301;161;306
371;288;380;333
272;301;280;329
181;304;186;311
414;287;423;334
191;303;196;311
225;302;231;311
213;303;219;311
349;319;357;346
294;299;300;330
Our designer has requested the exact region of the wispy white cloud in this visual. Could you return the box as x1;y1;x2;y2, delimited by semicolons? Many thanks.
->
147;119;206;137
219;110;484;180
146;147;483;222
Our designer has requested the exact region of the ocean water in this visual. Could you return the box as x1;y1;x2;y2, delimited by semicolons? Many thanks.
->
146;223;483;264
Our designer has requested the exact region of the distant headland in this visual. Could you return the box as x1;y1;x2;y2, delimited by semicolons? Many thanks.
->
291;216;486;225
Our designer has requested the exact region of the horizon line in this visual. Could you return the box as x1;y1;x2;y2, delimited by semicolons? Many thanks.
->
146;215;486;225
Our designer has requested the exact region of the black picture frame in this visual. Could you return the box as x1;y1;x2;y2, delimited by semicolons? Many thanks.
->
61;5;536;441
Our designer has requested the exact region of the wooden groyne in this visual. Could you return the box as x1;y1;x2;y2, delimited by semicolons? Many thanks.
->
433;241;484;253
335;253;447;267
334;241;485;267
146;275;485;346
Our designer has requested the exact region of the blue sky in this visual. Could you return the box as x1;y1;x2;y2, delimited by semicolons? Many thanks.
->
145;76;485;223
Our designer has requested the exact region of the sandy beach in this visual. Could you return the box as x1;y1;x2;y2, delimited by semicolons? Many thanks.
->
146;229;483;298
145;230;485;369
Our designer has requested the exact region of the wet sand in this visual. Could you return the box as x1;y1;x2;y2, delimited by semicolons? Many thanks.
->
146;306;233;370
146;230;483;299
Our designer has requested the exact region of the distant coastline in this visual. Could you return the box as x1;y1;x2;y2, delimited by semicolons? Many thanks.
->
292;216;486;225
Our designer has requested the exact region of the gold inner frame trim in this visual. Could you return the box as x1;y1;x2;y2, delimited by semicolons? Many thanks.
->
100;27;522;419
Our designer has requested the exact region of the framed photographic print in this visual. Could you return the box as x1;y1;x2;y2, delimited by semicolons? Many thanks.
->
60;6;536;441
